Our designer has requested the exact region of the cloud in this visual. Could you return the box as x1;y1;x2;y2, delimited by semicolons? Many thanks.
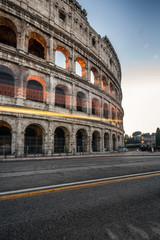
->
154;54;158;59
144;43;149;48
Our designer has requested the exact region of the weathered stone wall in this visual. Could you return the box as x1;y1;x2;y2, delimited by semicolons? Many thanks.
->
0;0;124;156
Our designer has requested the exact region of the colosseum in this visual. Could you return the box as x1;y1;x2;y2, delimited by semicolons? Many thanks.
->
0;0;124;157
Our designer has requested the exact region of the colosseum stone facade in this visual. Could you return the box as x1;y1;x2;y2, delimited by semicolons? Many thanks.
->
0;0;124;157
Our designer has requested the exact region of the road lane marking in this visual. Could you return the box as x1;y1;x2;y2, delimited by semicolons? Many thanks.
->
1;170;160;201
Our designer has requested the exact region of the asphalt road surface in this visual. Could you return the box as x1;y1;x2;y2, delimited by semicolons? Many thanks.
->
1;155;160;239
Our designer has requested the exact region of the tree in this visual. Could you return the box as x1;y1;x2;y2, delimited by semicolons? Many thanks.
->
132;131;141;137
156;128;160;149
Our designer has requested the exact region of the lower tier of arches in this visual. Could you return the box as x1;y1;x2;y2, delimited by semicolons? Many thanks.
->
0;115;124;157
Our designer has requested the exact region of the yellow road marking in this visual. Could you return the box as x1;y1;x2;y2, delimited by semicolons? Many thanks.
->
0;105;122;123
0;172;160;201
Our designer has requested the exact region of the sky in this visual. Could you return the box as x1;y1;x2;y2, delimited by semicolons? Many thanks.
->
78;0;160;136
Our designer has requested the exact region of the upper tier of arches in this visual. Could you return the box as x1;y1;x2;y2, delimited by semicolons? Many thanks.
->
0;16;121;101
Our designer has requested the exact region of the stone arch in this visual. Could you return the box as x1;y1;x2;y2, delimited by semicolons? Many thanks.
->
76;91;87;113
102;76;107;91
24;124;44;154
28;32;47;59
92;98;100;116
91;67;99;85
26;75;46;102
112;107;116;120
0;121;12;155
76;129;88;152
55;46;70;69
112;134;116;151
55;84;69;108
92;131;100;152
110;81;114;95
104;132;109;151
0;17;17;48
0;65;15;97
103;103;109;119
54;126;70;153
76;57;86;77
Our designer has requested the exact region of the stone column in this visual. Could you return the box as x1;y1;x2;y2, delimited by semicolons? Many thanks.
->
100;129;104;152
47;121;54;156
71;47;75;74
71;124;76;154
89;127;92;153
109;130;112;152
15;117;24;157
72;83;76;112
86;59;90;82
88;91;92;115
48;73;55;110
48;36;54;64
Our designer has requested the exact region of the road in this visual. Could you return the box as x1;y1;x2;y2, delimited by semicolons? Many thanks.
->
1;155;160;239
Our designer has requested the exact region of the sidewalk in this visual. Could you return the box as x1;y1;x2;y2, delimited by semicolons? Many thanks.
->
1;151;160;162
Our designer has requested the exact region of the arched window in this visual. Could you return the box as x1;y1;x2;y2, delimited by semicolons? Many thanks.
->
76;129;88;153
92;131;100;152
0;122;12;155
103;103;109;119
0;66;14;97
55;46;70;69
104;133;109;151
91;67;99;85
77;91;87;113
0;17;17;48
110;82;114;95
28;32;46;59
55;85;69;108
112;134;116;151
92;98;100;116
24;124;43;154
112;107;116;120
54;127;69;153
102;76;107;91
76;57;86;77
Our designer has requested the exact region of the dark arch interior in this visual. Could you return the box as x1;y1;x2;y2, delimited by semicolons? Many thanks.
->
92;132;100;152
103;104;109;119
28;38;44;59
104;133;109;151
0;71;14;97
24;125;42;154
55;87;66;108
0;26;16;48
76;130;84;152
26;80;43;102
0;126;11;155
77;92;86;112
112;135;116;151
54;127;65;153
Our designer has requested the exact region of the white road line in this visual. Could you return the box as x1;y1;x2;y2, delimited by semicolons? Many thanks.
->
0;170;160;196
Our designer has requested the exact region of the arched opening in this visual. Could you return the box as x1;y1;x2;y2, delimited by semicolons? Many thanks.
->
76;57;86;77
0;70;14;97
0;122;12;155
24;124;43;154
110;82;114;95
54;127;69;153
103;103;109;119
0;17;17;48
76;129;88;153
112;107;116;120
26;75;46;102
104;133;109;151
112;134;116;151
102;76;107;91
55;46;70;69
28;32;46;59
92;131;100;152
55;85;69;108
91;67;99;85
77;91;87;113
92;98;100;116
